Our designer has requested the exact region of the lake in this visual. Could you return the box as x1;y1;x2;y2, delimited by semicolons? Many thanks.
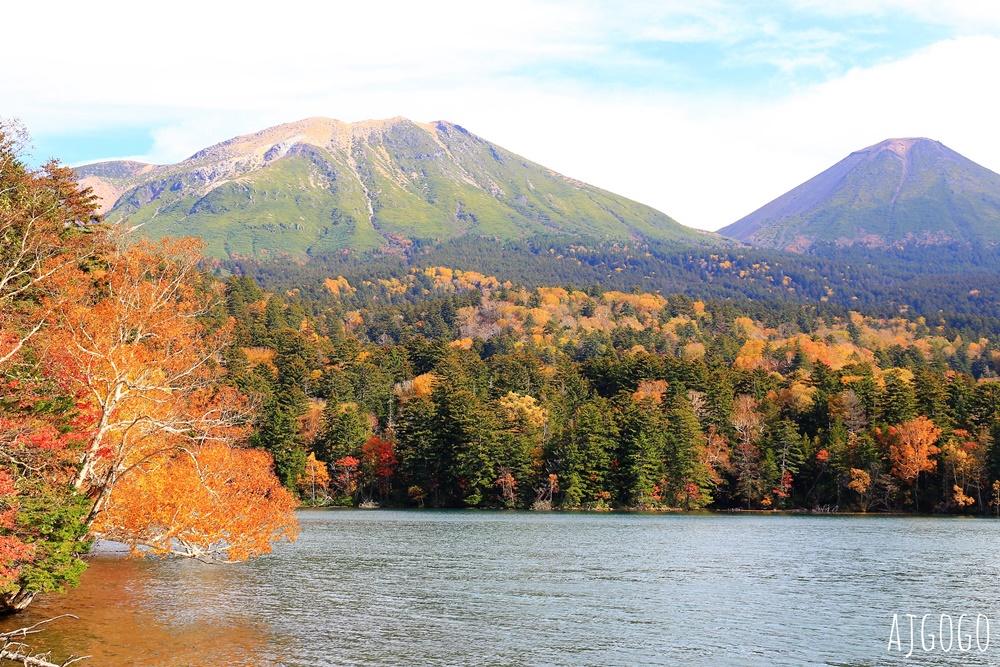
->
4;510;1000;666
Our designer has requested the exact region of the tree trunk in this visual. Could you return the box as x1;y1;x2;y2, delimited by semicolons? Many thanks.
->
0;588;37;614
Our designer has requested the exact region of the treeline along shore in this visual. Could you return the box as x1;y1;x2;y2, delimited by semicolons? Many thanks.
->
224;261;1000;516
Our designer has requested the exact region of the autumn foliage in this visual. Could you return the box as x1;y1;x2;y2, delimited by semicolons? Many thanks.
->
43;234;298;563
0;123;297;611
95;443;298;562
882;416;942;486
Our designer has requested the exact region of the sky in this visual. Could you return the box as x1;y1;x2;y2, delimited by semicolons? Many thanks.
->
6;0;1000;231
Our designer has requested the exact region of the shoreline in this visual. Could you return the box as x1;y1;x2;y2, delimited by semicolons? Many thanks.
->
295;504;992;518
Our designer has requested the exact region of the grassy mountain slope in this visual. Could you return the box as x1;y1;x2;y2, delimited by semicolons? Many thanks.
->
78;118;714;258
720;138;1000;250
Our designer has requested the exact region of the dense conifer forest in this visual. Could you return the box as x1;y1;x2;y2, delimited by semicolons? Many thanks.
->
222;242;1000;513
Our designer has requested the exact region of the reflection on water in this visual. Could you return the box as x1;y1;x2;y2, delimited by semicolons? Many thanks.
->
0;554;275;666
2;511;1000;666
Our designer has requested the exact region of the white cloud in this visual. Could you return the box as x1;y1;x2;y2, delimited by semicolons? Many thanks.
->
793;0;1000;30
468;35;1000;231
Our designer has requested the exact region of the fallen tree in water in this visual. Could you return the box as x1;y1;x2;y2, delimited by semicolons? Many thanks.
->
0;615;87;666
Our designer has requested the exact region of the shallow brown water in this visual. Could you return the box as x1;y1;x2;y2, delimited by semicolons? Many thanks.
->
0;555;275;666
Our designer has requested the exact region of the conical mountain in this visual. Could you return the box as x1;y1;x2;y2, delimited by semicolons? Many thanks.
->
78;117;713;258
719;138;1000;250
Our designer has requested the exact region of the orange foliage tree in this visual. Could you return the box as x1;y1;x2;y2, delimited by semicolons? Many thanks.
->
96;443;298;562
43;234;298;562
2;124;295;613
495;467;518;507
881;415;941;509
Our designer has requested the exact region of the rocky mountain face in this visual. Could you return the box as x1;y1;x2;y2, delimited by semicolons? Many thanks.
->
78;117;713;258
720;138;1000;250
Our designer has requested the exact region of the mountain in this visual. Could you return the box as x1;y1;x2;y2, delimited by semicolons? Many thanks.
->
719;138;1000;250
77;117;713;258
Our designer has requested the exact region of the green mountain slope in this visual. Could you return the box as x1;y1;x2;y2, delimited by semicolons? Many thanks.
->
78;117;714;258
719;138;1000;250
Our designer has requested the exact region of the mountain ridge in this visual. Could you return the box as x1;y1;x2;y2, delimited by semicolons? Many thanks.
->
77;117;716;258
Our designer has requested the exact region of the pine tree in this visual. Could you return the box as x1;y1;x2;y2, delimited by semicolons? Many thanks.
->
251;400;307;491
665;397;713;508
560;398;616;507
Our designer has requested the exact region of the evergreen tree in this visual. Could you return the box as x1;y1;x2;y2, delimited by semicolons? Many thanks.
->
265;295;288;331
315;402;371;464
560;398;616;507
251;400;307;491
665;398;713;508
878;369;917;425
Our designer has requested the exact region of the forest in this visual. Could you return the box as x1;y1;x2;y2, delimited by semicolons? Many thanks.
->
227;234;1000;336
225;257;1000;515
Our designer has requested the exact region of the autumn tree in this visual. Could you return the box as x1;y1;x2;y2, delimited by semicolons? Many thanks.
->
329;455;360;498
939;430;986;510
0;122;102;611
360;435;397;502
297;453;331;505
0;227;300;610
731;395;766;508
495;391;548;506
494;466;518;507
881;415;942;509
96;442;297;562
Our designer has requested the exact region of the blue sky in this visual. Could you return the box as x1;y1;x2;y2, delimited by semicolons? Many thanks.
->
7;0;1000;230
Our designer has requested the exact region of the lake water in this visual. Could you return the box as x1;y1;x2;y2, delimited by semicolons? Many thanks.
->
5;511;1000;666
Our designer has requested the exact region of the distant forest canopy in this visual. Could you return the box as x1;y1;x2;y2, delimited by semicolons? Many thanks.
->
219;240;1000;513
221;235;1000;339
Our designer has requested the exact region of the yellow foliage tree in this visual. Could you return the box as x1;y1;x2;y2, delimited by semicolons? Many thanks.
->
499;392;549;429
297;453;332;505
